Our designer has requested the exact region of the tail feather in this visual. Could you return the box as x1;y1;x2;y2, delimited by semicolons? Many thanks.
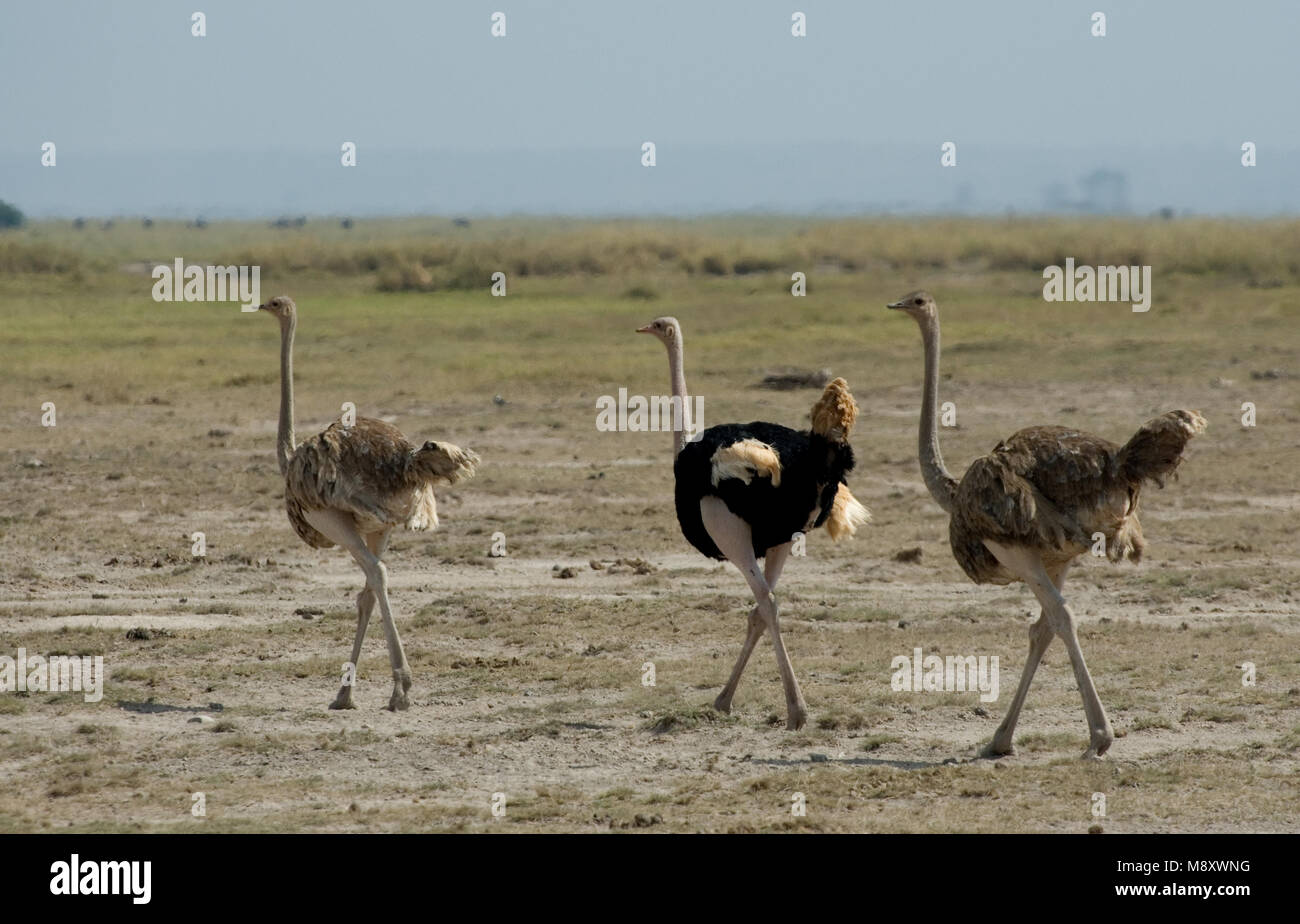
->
826;484;871;541
1118;410;1207;488
810;377;858;444
410;440;480;486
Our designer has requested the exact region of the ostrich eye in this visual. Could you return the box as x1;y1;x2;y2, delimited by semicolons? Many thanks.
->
914;298;923;306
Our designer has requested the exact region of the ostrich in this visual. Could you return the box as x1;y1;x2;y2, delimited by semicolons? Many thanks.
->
259;296;479;711
889;291;1206;758
638;317;870;729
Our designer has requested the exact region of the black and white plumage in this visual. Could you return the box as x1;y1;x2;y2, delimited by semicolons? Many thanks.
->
638;316;869;730
674;422;856;560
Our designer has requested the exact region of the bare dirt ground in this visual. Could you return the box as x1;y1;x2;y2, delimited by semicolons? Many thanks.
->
1;255;1298;832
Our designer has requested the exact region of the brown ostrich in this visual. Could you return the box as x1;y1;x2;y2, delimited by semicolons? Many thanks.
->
889;291;1206;758
638;316;869;729
259;296;479;710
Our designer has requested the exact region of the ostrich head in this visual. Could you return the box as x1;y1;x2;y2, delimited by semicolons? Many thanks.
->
887;290;936;320
257;295;297;320
635;316;682;347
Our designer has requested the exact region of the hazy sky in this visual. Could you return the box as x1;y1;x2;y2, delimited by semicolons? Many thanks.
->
4;1;1298;215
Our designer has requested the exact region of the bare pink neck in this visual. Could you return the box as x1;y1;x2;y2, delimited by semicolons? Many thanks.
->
666;335;691;456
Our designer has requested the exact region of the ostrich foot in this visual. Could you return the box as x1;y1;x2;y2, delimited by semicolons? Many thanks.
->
786;702;808;731
1082;731;1113;760
1081;725;1114;760
386;669;412;711
329;687;356;710
712;693;734;715
980;738;1015;758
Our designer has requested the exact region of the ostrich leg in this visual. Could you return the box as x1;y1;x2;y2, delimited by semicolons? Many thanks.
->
985;541;1113;758
983;560;1069;756
329;530;391;710
714;541;791;715
700;498;807;730
305;510;413;711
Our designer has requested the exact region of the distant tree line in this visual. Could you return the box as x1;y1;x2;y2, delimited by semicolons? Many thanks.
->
0;200;24;228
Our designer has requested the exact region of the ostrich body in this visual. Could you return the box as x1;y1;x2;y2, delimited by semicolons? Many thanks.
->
890;291;1206;758
260;296;479;711
639;317;870;729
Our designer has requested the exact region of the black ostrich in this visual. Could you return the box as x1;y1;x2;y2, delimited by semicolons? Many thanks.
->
637;316;869;729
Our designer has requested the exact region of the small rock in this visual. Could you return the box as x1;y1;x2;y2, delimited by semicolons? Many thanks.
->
759;369;832;390
893;547;923;564
188;715;216;725
810;753;829;763
492;395;506;406
897;620;908;629
1088;824;1104;834
22;458;44;469
973;706;989;718
554;566;579;579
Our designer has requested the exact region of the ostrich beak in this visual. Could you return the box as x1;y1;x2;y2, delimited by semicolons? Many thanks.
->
886;299;907;310
635;325;654;334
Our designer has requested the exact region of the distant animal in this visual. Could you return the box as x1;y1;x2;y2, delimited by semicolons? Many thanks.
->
259;296;479;710
638;316;869;729
890;290;1206;758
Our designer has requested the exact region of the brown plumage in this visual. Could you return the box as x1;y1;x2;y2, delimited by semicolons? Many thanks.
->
259;295;479;711
810;376;858;443
285;419;476;547
812;376;870;540
949;414;1205;584
891;291;1206;758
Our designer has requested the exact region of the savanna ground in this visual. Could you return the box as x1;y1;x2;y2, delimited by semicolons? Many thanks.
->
1;217;1297;832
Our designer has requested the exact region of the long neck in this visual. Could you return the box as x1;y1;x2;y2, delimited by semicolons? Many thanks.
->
276;315;297;476
666;335;691;456
916;314;958;514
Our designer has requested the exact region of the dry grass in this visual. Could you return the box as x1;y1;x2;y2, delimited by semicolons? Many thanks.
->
0;217;1297;832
